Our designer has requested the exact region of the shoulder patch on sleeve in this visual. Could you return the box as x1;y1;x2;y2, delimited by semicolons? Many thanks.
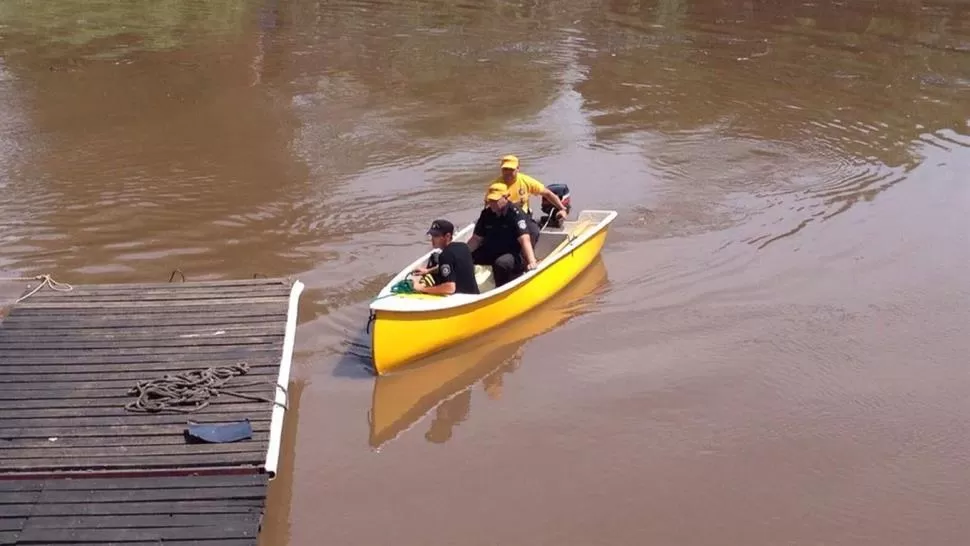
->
517;219;527;230
440;264;451;278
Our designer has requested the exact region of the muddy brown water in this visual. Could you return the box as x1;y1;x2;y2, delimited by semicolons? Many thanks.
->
1;0;969;544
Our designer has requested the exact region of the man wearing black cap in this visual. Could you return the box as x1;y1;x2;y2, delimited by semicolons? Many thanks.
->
411;219;480;295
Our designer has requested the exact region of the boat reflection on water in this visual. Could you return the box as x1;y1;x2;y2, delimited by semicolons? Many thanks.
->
367;256;610;449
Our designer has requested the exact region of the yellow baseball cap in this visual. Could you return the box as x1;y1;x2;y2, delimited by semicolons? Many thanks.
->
486;182;509;201
500;155;519;170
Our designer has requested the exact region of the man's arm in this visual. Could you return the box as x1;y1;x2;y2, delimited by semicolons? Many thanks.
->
467;234;483;253
417;281;456;295
418;249;459;295
523;175;567;219
511;212;538;270
411;265;436;275
540;187;568;218
518;233;537;269
468;209;487;252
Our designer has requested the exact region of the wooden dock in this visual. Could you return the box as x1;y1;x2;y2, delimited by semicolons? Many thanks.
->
0;276;304;545
2;474;267;544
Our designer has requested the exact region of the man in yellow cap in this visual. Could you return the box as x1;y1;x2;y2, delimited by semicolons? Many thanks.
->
492;155;569;238
467;181;538;287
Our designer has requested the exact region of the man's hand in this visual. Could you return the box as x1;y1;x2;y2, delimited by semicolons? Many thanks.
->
556;209;567;220
526;260;538;271
411;266;430;276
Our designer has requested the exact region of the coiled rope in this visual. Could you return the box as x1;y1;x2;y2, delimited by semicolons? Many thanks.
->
368;270;437;307
0;274;74;302
125;362;284;414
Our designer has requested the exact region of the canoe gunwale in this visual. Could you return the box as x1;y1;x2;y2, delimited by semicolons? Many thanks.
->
368;209;618;314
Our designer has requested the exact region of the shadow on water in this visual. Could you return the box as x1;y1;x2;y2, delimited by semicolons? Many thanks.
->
332;326;377;379
257;378;304;546
366;256;611;450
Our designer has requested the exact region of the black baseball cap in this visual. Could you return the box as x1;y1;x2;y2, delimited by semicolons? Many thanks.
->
427;219;454;236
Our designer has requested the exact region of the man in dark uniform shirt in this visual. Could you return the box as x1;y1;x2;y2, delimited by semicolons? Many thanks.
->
412;219;480;295
467;182;539;287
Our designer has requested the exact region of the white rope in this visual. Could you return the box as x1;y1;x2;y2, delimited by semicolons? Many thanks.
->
0;274;74;302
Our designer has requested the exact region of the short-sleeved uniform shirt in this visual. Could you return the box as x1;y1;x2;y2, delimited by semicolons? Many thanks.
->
473;203;531;255
489;173;545;215
432;242;480;295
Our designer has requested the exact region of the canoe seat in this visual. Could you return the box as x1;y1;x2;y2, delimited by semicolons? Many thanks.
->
474;265;495;292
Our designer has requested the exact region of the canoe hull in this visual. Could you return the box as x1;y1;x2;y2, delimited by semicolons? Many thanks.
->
369;257;609;448
370;215;612;375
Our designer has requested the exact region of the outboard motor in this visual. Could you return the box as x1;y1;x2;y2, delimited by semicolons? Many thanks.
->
539;183;571;229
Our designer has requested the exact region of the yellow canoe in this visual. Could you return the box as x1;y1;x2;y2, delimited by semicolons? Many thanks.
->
368;209;618;375
367;257;609;448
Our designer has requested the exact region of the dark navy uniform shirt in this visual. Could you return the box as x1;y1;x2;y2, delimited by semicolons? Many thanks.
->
473;203;531;255
432;242;480;295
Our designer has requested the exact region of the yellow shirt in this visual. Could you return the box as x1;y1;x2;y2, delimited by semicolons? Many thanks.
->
489;173;545;214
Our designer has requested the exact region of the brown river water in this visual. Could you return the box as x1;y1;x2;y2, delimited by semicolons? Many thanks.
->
1;0;969;543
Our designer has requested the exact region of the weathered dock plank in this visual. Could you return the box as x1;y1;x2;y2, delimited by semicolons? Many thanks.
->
3;304;289;318
0;277;303;479
0;414;273;430
0;315;287;329
0;473;266;545
12;298;291;310
0;349;284;367
0;322;286;340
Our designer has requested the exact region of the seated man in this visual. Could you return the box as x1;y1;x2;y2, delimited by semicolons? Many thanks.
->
411;219;480;295
487;154;568;240
467;182;538;287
